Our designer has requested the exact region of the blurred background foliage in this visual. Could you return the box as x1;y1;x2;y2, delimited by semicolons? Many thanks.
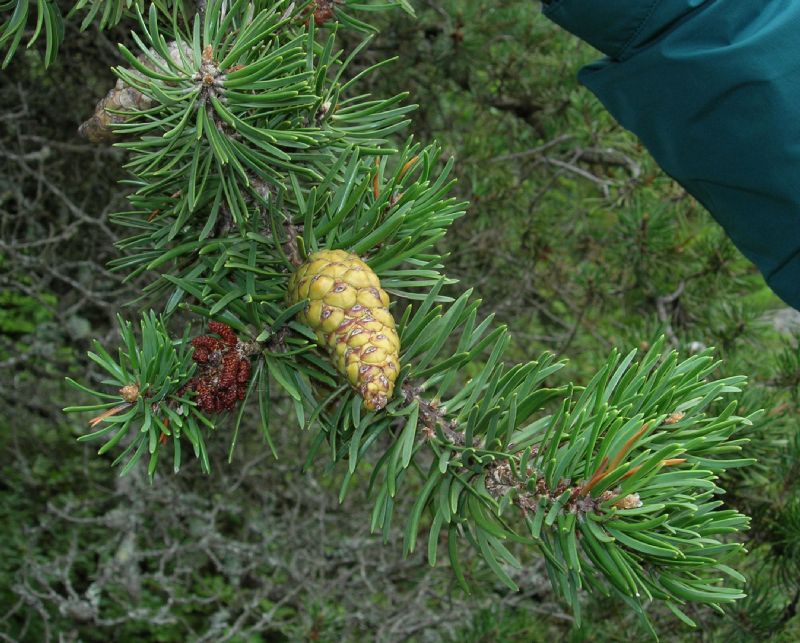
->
2;1;800;641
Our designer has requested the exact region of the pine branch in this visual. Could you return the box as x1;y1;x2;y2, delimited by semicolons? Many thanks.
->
49;0;760;632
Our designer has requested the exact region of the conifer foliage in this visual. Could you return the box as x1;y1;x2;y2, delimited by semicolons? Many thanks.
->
3;0;761;632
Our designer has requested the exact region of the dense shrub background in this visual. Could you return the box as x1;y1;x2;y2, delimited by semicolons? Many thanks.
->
2;2;800;640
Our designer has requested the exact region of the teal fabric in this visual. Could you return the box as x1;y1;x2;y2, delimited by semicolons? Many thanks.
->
543;0;800;309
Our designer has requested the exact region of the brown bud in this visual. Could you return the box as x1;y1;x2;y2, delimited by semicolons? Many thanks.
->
615;493;642;510
119;384;140;403
663;411;685;425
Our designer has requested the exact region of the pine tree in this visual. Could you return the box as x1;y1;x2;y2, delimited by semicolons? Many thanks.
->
2;0;768;635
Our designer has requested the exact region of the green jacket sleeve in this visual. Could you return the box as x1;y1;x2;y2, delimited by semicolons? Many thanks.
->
543;0;800;309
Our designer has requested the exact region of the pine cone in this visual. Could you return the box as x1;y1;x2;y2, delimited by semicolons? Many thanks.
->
288;249;400;411
79;42;191;143
78;79;153;143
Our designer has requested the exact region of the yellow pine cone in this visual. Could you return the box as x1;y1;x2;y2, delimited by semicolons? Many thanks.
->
288;249;400;411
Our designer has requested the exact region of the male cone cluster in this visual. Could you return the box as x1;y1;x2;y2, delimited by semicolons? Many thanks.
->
288;249;400;411
184;321;251;414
